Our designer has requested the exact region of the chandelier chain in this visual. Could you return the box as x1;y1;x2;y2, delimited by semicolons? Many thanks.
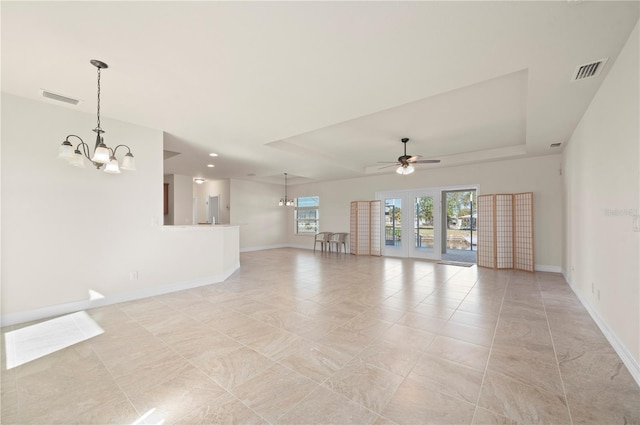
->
96;67;101;131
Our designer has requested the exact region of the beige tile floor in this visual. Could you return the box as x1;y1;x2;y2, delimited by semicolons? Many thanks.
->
2;248;639;424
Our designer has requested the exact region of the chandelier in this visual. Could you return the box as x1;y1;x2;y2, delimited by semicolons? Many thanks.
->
57;60;136;173
279;173;295;206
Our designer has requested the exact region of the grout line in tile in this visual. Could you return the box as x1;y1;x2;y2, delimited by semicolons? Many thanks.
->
470;269;510;424
87;306;146;424
536;273;574;425
148;322;275;424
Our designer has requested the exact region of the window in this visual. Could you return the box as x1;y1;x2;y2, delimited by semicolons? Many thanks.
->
295;196;319;234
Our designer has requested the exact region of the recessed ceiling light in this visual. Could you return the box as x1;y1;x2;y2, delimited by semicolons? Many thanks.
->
207;164;215;168
209;153;218;157
194;178;205;184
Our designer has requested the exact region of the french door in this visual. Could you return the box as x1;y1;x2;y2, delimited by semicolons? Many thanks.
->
378;189;441;260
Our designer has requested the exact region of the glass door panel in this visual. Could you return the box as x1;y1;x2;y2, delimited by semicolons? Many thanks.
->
410;192;440;260
413;196;435;255
384;198;404;256
378;190;442;259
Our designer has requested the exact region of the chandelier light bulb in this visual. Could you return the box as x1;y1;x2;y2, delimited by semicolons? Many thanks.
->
70;150;85;168
120;153;136;171
91;142;110;164
103;157;121;174
58;141;74;160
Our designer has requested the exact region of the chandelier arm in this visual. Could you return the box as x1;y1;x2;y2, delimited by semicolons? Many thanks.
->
111;144;132;156
66;135;91;160
78;142;91;160
65;134;85;144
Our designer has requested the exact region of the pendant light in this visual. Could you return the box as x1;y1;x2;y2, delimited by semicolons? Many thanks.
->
279;173;295;206
58;60;136;172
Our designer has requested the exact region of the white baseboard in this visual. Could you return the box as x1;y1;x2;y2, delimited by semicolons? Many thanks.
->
535;264;563;273
240;244;290;253
561;270;640;387
286;244;313;250
241;244;351;254
0;262;240;327
241;244;346;252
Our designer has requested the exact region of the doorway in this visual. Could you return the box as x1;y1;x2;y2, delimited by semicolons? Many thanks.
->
192;197;198;225
378;189;441;260
441;189;477;263
207;195;220;224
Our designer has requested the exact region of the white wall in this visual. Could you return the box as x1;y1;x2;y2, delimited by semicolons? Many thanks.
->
287;155;563;269
563;21;639;367
193;179;231;224
230;178;288;250
1;94;239;322
172;174;194;225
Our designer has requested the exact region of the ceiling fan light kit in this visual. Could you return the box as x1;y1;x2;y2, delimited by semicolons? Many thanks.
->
396;164;415;175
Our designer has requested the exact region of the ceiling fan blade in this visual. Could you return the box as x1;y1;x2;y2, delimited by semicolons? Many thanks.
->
379;138;437;171
377;161;399;164
378;163;400;170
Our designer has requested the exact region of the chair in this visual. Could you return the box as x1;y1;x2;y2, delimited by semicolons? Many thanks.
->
328;232;348;254
313;232;333;252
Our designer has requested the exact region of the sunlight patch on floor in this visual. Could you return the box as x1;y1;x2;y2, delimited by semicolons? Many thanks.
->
132;408;164;425
4;311;104;369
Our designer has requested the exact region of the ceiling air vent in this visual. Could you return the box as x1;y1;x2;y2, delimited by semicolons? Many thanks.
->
41;89;79;105
571;58;608;82
550;143;562;148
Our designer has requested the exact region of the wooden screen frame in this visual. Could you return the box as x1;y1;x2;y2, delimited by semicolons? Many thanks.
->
476;192;534;272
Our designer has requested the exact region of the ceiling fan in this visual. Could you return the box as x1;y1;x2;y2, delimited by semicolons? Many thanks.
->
379;138;441;175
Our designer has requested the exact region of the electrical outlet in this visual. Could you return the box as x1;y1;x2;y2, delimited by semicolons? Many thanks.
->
597;289;600;300
591;282;594;293
130;271;138;280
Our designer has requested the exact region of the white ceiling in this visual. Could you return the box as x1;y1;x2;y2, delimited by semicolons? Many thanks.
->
2;1;638;185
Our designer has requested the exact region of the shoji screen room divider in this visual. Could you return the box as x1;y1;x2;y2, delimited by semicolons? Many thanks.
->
477;193;534;272
350;201;381;256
